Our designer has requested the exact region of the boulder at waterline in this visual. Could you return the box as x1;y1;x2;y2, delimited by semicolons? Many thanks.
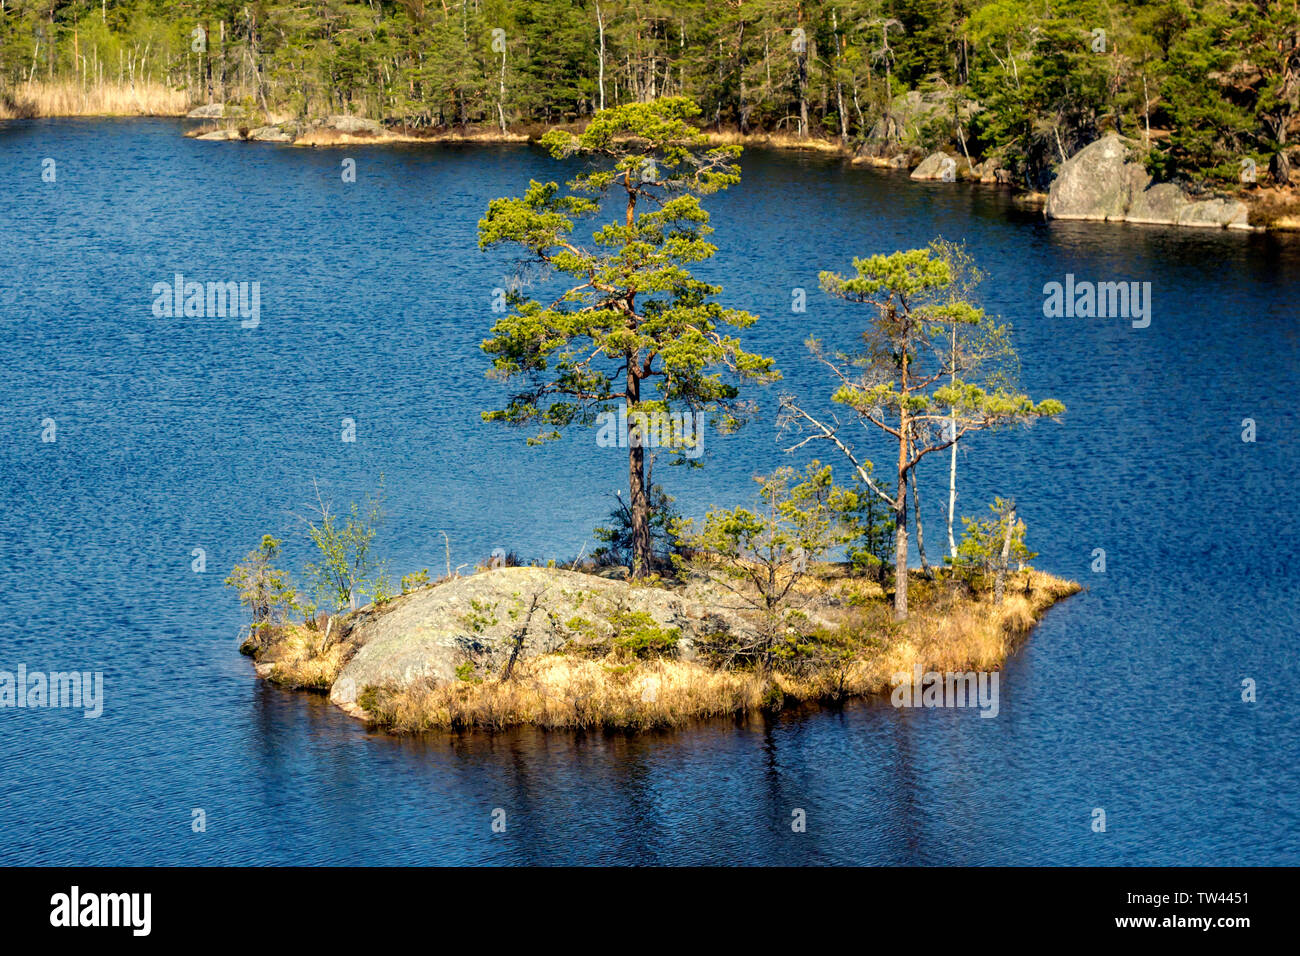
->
1046;133;1251;229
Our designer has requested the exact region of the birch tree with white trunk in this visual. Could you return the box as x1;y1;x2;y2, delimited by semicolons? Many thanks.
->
779;242;1063;621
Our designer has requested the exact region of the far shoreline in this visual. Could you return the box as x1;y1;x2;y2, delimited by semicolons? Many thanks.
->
10;98;1294;232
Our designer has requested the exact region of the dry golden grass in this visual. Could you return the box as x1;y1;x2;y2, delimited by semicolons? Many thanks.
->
1246;186;1300;230
0;80;189;119
888;570;1080;677
356;569;1080;733
703;129;849;153
851;153;905;168
362;656;771;732
243;623;350;691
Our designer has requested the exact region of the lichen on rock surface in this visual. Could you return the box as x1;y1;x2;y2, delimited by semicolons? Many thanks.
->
327;566;761;712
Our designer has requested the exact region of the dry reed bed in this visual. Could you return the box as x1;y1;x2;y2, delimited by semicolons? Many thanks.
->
0;81;189;119
703;129;850;153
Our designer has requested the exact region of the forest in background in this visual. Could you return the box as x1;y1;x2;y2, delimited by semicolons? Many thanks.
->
1;0;1297;188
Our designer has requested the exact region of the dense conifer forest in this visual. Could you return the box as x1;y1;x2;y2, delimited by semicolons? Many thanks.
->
2;1;1297;187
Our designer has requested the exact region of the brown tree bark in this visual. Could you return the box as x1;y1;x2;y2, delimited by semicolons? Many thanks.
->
627;360;651;577
893;477;909;620
894;417;910;619
622;169;652;578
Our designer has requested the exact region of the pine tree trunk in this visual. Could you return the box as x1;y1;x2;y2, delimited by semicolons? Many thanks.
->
893;480;908;620
894;423;909;621
627;360;651;577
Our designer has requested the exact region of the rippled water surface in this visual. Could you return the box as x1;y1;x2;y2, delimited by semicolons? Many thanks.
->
1;118;1297;864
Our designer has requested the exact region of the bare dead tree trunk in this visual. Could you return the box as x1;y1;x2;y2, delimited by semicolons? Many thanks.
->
796;4;808;137
893;323;912;620
219;20;227;104
596;2;606;111
994;500;1016;605
947;321;959;560
947;433;959;559
832;11;847;143
203;19;212;103
736;21;747;132
497;45;507;132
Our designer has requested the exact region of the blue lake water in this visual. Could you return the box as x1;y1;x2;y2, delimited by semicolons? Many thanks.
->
1;118;1297;865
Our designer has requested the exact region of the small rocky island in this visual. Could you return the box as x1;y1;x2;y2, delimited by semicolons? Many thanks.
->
219;106;1086;735
241;562;1079;733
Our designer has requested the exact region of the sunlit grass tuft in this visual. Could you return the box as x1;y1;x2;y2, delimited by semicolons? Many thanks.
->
242;623;350;691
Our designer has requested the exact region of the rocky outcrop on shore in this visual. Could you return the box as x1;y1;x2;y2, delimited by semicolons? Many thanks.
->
1045;133;1251;229
907;149;1010;184
247;125;292;142
854;108;1261;230
910;151;960;181
322;115;384;136
327;566;762;714
193;124;291;142
186;103;231;119
185;111;384;144
184;109;529;146
179;102;1275;231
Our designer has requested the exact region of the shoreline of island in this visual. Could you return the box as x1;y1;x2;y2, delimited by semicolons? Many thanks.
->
241;563;1082;735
